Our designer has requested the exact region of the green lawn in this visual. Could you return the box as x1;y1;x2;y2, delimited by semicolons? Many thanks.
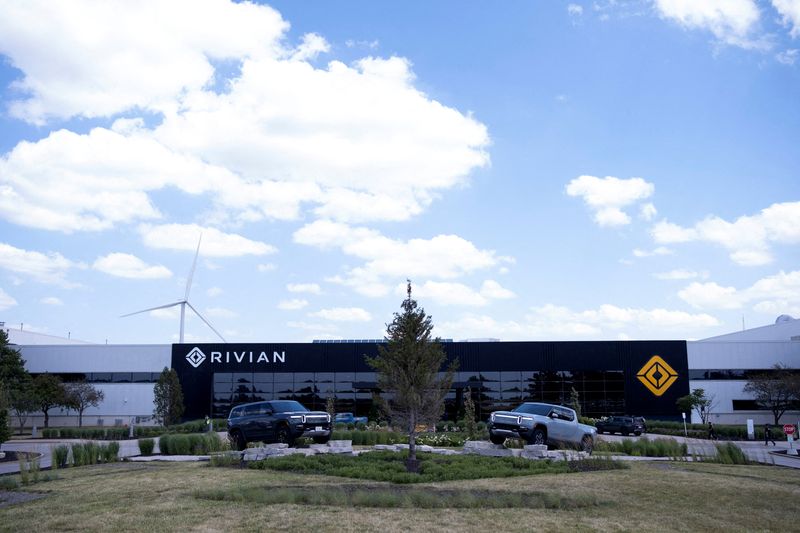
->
0;460;798;531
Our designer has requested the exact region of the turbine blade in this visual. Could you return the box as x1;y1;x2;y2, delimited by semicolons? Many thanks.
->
120;301;183;318
186;301;227;343
185;233;202;301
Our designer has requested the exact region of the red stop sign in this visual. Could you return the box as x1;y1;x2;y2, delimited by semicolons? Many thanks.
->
784;424;796;435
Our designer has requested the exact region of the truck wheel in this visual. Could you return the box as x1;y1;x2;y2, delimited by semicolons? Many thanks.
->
276;425;295;447
634;431;642;436
230;430;246;451
489;433;506;445
313;435;331;444
581;435;593;455
529;428;546;446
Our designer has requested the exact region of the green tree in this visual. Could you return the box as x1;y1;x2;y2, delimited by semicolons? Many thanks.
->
675;388;716;424
64;381;105;427
0;380;11;445
366;281;457;473
569;386;582;418
10;384;37;435
0;330;35;434
153;367;184;426
462;387;477;439
33;373;67;428
325;395;336;422
743;363;800;425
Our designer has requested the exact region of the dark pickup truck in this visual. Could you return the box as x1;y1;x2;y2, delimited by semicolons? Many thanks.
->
227;400;332;450
595;416;645;436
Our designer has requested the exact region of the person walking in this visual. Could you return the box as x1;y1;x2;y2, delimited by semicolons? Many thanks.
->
764;423;776;446
708;421;717;441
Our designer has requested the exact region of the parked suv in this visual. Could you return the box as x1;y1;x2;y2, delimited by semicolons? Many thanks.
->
227;400;332;450
334;412;368;425
488;402;596;453
595;416;645;436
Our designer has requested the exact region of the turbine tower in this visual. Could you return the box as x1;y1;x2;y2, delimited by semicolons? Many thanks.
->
121;236;227;343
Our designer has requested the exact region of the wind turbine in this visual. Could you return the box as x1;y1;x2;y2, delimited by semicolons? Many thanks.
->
121;236;227;343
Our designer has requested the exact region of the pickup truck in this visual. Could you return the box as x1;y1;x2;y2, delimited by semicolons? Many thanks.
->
488;402;596;454
334;412;368;425
227;400;331;450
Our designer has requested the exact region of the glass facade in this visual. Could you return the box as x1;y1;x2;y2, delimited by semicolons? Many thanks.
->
211;369;627;419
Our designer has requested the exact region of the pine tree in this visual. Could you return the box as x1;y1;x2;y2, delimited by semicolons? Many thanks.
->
366;281;457;472
153;367;184;426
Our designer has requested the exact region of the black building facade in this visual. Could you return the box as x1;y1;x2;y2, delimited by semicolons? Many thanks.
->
172;340;689;421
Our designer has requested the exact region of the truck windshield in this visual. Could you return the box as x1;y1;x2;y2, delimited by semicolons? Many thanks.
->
514;403;553;416
270;401;308;413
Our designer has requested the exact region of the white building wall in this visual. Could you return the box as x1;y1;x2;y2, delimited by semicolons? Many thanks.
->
687;340;800;424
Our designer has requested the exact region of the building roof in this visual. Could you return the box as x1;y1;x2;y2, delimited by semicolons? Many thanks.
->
3;327;93;345
698;315;800;342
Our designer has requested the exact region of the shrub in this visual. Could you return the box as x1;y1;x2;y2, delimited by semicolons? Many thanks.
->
139;438;155;456
53;445;69;468
0;476;18;490
159;434;171;455
71;443;87;466
103;441;120;462
594;438;686;458
713;442;749;465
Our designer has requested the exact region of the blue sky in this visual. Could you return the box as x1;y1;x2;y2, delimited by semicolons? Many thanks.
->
0;0;798;344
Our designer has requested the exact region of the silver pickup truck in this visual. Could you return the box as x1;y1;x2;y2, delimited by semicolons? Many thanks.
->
488;402;596;454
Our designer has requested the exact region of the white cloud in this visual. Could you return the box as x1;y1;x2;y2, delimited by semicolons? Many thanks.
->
480;280;516;300
40;296;64;306
633;246;673;258
0;242;84;285
568;4;584;16
773;0;800;38
651;201;800;266
653;269;708;280
309;307;372;322
295;220;509;297
287;283;322;295
639;203;657;221
257;263;276;273
438;303;719;341
0;0;288;123
678;270;800;314
140;224;276;257
776;48;799;64
566;175;654;227
0;2;490;230
0;288;18;310
278;299;309;310
207;287;223;297
93;253;172;279
655;0;765;49
205;306;237;318
395;279;515;307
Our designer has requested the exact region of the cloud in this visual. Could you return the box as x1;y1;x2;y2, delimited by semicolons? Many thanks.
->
566;175;654;227
0;288;18;310
568;4;584;16
678;270;800;315
206;287;223;297
291;33;330;61
654;0;765;49
0;242;84;285
773;0;800;38
653;269;708;280
278;299;309;310
93;253;172;279
140;224;276;257
395;279;514;307
295;220;510;297
41;296;64;306
0;0;288;123
776;48;799;64
205;306;237;318
437;303;720;341
309;307;372;322
257;263;276;273
639;203;657;221
150;306;181;320
632;246;673;258
286;283;321;294
651;201;800;266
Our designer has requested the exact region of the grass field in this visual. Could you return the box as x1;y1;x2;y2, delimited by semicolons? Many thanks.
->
0;460;799;532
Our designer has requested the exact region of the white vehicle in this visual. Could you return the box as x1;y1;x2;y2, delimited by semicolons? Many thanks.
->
488;402;596;454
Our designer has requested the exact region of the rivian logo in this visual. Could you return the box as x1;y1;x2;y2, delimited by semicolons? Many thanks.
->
186;347;207;368
636;355;678;397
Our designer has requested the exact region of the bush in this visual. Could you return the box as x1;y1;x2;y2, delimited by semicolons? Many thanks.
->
159;434;171;455
646;420;785;441
103;441;120;462
156;433;222;455
138;438;155;456
71;443;87;466
594;438;687;457
713;442;750;465
53;445;69;468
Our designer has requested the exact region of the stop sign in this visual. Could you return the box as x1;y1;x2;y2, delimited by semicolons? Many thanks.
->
784;424;796;435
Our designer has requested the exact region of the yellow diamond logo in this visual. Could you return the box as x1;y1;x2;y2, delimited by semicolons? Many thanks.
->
636;355;678;397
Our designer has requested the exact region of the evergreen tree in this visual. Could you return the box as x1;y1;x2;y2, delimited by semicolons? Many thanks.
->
0;381;11;445
153;367;184;426
0;330;35;434
463;387;477;439
366;281;457;472
33;373;67;428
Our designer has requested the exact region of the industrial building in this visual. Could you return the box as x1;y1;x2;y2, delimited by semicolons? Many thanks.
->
6;316;799;427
